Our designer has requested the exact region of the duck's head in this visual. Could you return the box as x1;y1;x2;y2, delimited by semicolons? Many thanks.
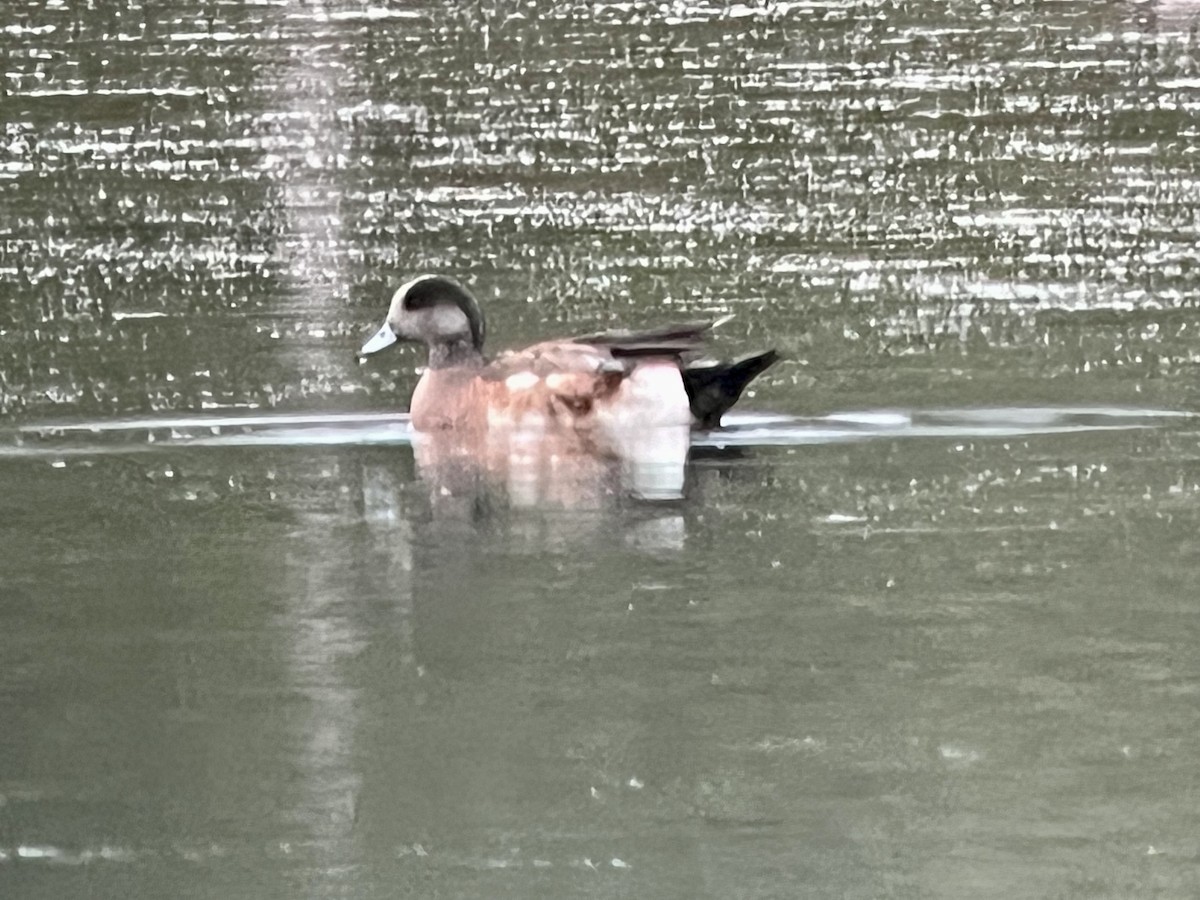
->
358;275;487;367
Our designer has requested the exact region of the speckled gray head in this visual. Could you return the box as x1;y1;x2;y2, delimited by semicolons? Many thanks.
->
358;275;487;366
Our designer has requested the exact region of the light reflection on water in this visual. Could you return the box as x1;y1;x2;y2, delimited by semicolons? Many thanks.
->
7;405;1191;451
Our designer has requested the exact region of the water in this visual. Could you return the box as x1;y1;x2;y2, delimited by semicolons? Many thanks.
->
5;0;1200;897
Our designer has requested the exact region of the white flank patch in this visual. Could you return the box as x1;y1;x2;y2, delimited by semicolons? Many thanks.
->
505;372;540;392
544;372;572;392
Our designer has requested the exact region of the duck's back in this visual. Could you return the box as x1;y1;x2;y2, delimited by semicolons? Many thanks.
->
475;334;695;434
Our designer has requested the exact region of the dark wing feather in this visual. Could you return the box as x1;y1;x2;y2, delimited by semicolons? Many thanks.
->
569;321;715;358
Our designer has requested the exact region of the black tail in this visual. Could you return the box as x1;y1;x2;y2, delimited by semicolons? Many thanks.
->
683;349;780;429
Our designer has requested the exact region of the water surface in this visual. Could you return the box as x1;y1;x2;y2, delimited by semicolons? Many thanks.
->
4;0;1200;897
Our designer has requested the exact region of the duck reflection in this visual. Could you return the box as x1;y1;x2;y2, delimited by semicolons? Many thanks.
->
311;434;782;873
343;423;694;558
411;420;692;511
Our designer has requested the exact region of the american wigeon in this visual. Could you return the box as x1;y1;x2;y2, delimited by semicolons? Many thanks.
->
358;275;779;436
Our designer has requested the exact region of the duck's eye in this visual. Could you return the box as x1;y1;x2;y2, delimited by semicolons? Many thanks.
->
403;280;440;311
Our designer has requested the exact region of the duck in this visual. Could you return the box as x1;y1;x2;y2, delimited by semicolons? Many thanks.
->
357;274;779;439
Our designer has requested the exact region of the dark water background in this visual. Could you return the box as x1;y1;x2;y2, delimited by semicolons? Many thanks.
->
5;0;1200;897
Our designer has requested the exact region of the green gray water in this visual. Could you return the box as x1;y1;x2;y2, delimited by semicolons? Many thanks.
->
4;1;1200;897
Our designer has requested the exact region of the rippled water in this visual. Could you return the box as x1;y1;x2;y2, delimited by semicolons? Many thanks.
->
5;0;1200;897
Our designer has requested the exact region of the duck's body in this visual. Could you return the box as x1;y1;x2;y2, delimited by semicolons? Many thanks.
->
358;275;778;445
